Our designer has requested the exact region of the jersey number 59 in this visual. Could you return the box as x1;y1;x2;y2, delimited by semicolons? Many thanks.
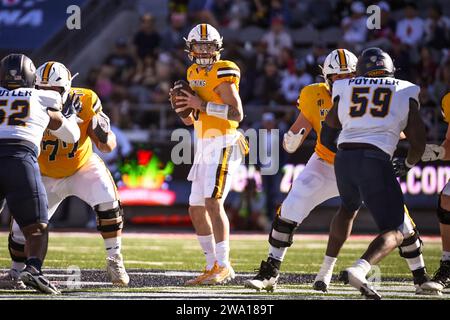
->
349;87;392;118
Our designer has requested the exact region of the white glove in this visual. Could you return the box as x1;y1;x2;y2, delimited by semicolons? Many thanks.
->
283;128;306;153
421;144;445;162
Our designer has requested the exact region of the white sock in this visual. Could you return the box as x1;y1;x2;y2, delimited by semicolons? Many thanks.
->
215;240;230;268
315;256;337;284
11;261;25;272
352;259;371;276
406;256;426;271
442;251;450;262
268;245;288;262
198;235;216;270
104;237;121;257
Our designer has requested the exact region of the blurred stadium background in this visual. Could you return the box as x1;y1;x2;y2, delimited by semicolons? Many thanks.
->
0;0;449;235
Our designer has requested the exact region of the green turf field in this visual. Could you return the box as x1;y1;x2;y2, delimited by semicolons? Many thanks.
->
0;232;448;300
0;232;443;275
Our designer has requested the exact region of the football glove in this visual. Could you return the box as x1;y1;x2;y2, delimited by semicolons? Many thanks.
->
421;144;445;162
283;129;306;153
61;92;82;119
91;111;110;144
392;157;414;177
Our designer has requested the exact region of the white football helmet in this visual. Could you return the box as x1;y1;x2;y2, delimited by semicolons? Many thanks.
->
184;23;223;67
321;49;357;87
36;61;77;103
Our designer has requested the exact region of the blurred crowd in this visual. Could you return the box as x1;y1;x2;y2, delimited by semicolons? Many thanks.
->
80;0;449;229
85;0;450;143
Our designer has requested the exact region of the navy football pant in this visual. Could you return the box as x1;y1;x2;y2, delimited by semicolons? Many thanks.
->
334;148;404;232
0;145;48;228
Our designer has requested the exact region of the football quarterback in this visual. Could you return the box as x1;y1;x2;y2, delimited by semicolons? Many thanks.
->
169;23;248;285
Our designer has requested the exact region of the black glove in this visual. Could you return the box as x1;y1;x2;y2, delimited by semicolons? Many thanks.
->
61;92;82;118
392;157;414;177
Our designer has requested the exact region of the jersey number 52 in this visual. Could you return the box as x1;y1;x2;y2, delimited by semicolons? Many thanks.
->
349;87;392;118
0;100;30;126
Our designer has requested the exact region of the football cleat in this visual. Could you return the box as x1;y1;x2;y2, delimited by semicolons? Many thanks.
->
20;265;60;294
244;260;279;292
106;253;130;286
420;260;450;294
0;269;26;289
185;263;219;286
412;269;435;295
313;280;328;293
340;268;381;300
313;266;334;293
205;264;235;285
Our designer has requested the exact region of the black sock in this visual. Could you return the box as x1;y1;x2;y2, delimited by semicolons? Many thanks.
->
26;257;43;273
411;267;426;278
267;257;281;270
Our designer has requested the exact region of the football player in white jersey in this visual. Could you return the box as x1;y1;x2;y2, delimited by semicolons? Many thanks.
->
1;61;129;290
320;47;427;299
0;53;80;294
244;49;431;295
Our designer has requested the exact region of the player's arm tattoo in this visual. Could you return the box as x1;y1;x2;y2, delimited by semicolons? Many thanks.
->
227;105;243;122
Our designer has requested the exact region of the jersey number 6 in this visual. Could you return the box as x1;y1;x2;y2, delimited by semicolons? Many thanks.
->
349;87;392;118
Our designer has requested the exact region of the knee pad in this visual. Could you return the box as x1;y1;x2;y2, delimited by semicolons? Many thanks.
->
398;228;423;259
268;214;298;248
94;201;124;233
437;195;450;225
8;233;26;263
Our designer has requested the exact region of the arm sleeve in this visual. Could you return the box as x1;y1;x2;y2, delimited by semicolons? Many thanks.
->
49;114;80;143
38;90;63;111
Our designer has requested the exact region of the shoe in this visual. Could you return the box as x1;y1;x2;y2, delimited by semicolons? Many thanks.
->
412;268;434;295
19;265;60;294
313;267;334;293
340;267;381;300
0;269;26;289
313;280;328;293
244;260;279;292
106;253;130;286
420;260;450;294
185;263;219;286
205;263;235;285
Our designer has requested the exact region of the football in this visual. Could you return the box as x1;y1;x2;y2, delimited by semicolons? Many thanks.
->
171;80;195;118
